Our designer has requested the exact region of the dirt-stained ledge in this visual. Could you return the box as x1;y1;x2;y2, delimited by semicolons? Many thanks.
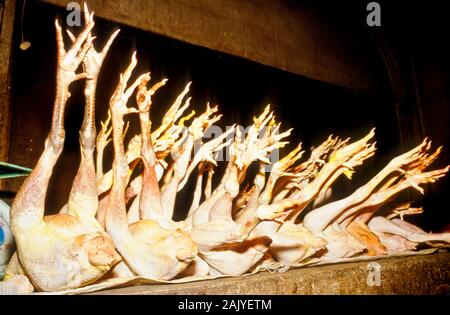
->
88;252;450;295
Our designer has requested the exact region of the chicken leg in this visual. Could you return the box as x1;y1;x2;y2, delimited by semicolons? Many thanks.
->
67;5;120;232
9;16;121;291
104;53;197;280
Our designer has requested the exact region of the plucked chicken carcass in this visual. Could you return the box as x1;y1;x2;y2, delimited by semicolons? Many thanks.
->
103;54;198;280
4;9;121;292
1;5;449;293
303;138;449;260
254;130;377;264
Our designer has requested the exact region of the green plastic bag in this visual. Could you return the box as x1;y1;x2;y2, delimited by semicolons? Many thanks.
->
0;162;32;179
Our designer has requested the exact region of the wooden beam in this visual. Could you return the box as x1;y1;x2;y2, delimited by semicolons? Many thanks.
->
40;0;387;94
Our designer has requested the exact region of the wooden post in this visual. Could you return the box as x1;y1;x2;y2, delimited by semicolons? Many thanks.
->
0;0;16;190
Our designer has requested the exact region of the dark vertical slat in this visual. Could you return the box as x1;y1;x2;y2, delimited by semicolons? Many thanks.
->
0;0;16;191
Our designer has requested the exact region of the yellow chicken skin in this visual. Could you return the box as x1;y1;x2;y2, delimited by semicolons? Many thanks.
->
8;9;121;292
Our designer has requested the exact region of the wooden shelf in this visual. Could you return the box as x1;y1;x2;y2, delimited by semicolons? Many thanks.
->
88;252;450;295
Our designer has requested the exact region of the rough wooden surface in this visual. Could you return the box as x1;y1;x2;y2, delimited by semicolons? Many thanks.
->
0;0;16;190
89;252;450;295
41;0;387;93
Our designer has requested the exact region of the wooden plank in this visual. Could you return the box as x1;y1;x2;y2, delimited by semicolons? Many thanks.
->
40;0;387;94
88;252;450;295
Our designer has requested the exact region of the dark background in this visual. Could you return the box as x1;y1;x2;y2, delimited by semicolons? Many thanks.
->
5;0;450;229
